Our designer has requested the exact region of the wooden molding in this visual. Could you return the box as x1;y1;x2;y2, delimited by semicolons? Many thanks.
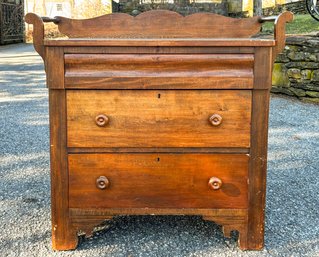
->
203;215;248;249
49;89;78;250
273;11;294;58
70;208;248;249
70;209;113;238
54;10;263;39
45;47;64;89
25;13;45;60
25;10;293;61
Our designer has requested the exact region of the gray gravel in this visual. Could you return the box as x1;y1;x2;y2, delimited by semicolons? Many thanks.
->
0;43;318;257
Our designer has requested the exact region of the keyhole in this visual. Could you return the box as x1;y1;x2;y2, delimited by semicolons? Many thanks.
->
158;93;161;99
157;157;160;162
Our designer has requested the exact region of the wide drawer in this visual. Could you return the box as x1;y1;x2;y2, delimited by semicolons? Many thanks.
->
67;90;251;148
69;153;249;209
64;54;254;89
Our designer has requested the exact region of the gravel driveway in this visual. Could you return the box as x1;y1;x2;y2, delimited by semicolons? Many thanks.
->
0;43;318;257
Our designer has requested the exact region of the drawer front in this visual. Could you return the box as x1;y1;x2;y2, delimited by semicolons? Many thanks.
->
69;154;249;209
64;54;254;89
67;90;251;148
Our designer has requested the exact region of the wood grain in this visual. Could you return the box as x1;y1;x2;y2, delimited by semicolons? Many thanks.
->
67;147;250;154
63;46;255;55
24;10;293;251
45;47;64;89
67;90;251;148
64;53;254;89
68;153;249;209
245;47;273;250
69;208;248;241
49;90;78;250
24;13;45;60
54;10;262;39
44;38;275;47
70;208;247;217
253;47;273;89
273;12;294;58
65;77;253;90
25;10;292;62
65;53;254;66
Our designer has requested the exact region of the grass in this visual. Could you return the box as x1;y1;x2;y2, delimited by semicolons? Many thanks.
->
262;14;319;34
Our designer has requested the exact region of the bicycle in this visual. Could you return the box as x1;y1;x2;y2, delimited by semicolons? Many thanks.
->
306;0;319;21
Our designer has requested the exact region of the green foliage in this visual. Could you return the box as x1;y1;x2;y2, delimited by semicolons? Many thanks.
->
262;14;319;34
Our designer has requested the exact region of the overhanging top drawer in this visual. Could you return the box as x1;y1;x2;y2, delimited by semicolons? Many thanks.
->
64;54;254;89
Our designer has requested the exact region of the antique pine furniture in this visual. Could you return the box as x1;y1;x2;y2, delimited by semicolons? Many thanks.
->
25;10;293;251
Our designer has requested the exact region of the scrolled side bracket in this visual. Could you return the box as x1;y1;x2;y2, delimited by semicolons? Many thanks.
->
273;11;294;57
259;12;293;59
25;13;45;61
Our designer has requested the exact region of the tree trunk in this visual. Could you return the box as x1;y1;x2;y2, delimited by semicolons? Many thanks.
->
70;0;75;18
33;0;36;13
253;0;262;16
42;0;47;16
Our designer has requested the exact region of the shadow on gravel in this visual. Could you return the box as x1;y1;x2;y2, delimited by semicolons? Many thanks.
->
77;216;234;255
0;62;44;71
264;96;319;256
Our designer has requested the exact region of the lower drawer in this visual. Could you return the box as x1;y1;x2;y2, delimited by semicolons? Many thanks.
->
68;154;249;209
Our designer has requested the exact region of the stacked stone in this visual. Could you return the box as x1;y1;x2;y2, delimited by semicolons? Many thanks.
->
231;1;307;18
272;36;319;103
263;1;307;16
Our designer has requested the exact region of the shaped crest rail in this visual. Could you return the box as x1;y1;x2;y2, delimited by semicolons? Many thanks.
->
25;10;293;60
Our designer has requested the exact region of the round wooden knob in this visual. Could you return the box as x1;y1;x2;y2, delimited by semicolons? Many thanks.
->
208;177;222;190
96;176;110;189
209;114;222;126
95;114;109;127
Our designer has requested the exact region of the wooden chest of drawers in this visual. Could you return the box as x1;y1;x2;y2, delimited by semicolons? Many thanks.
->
26;10;293;251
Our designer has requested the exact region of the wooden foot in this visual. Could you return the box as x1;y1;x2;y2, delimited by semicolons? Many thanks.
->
238;226;248;250
237;225;264;250
222;225;232;238
52;226;78;251
243;232;264;250
201;215;263;251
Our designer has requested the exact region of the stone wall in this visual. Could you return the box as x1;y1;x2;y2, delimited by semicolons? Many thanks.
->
115;0;228;16
115;0;306;17
263;0;307;16
228;0;305;17
272;35;319;103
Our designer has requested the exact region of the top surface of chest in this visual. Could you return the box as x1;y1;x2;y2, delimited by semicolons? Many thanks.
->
24;9;294;91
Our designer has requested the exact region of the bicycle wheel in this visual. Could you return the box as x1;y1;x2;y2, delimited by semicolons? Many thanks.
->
306;0;319;21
